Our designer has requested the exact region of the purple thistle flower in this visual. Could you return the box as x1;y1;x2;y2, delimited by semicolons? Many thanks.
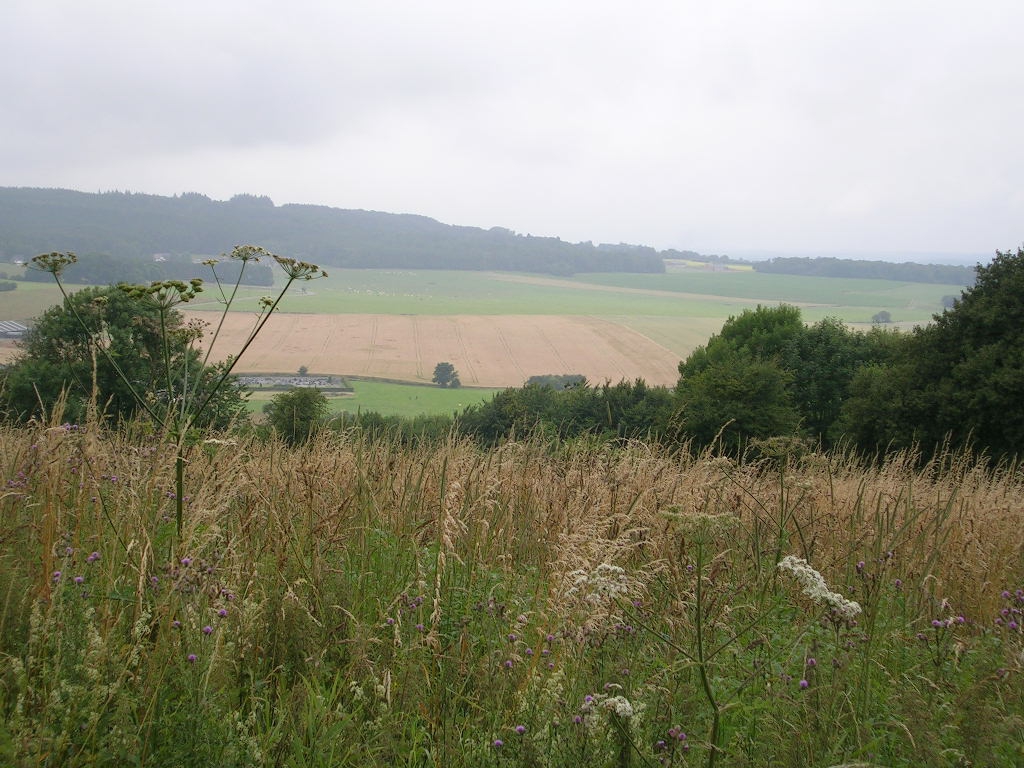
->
514;725;526;735
492;739;504;748
74;576;84;584
172;620;182;629
217;608;228;618
187;653;197;663
180;557;192;567
799;679;809;689
52;571;61;582
894;578;902;588
503;659;513;669
202;625;213;635
573;715;583;724
1001;590;1011;600
806;657;817;667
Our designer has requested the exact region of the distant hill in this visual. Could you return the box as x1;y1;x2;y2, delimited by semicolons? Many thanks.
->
0;187;668;276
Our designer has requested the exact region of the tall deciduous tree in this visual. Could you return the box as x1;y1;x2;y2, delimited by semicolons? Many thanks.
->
263;387;329;444
836;247;1024;459
1;285;246;427
432;362;460;388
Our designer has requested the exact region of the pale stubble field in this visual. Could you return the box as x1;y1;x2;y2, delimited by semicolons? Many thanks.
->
186;311;697;387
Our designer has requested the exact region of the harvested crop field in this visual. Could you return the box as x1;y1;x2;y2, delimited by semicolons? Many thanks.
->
185;311;689;387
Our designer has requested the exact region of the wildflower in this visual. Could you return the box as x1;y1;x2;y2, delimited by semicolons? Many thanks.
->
806;657;817;667
187;654;197;664
202;625;213;635
30;251;77;276
181;557;192;567
52;571;61;582
566;563;632;603
514;725;526;734
603;695;634;718
799;679;809;689
217;608;228;618
492;739;504;748
503;659;513;669
74;576;84;585
385;617;395;625
894;578;902;588
172;620;182;629
778;555;862;620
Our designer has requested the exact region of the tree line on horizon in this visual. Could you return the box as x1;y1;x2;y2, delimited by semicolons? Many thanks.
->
0;188;665;277
0;187;977;283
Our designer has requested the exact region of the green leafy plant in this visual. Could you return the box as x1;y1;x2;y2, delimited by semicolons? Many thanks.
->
28;246;326;539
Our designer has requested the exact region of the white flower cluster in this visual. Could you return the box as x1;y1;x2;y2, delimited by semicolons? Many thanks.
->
603;695;635;719
578;691;636;733
566;563;630;604
778;555;862;620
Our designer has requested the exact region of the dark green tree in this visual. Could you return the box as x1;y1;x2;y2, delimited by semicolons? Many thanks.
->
871;310;892;324
263;387;329;444
835;247;1024;459
1;285;246;427
676;350;799;453
432;362;460;388
678;304;805;380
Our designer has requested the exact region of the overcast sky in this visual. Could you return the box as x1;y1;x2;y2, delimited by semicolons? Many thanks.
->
3;1;1022;260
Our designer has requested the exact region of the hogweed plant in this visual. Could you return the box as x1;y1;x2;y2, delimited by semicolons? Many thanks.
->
29;247;326;539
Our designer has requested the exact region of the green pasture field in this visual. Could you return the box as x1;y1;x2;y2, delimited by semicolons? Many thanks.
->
4;267;965;327
184;267;964;325
0;282;68;321
246;378;501;419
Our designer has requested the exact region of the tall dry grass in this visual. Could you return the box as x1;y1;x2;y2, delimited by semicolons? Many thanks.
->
1;418;1021;766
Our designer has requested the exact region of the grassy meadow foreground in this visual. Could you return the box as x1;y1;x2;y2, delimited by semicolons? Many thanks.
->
1;421;1021;767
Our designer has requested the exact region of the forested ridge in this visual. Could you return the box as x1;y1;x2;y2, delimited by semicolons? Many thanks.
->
0;187;667;276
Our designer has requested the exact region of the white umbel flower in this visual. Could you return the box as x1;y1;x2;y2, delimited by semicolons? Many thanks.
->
603;695;635;719
778;555;862;620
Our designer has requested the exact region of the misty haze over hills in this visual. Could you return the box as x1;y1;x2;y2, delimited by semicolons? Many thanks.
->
0;187;978;282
